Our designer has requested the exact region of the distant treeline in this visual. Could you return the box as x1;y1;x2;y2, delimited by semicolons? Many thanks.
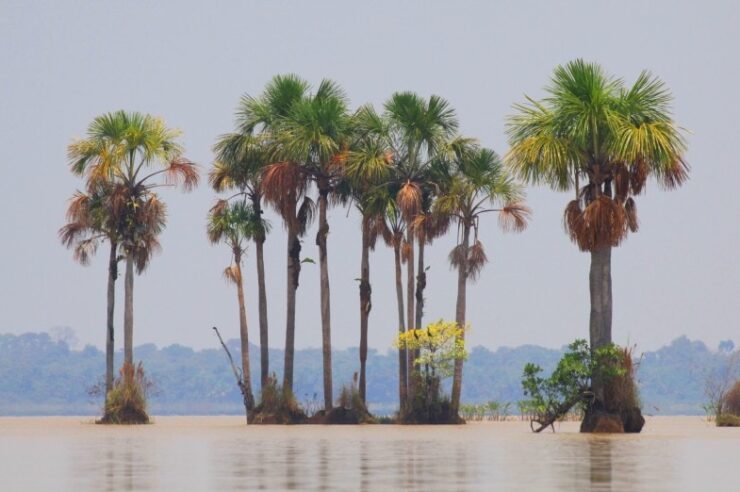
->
0;332;734;416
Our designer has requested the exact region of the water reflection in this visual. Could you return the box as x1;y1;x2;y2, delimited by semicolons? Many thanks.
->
589;438;613;489
0;418;732;491
72;435;156;491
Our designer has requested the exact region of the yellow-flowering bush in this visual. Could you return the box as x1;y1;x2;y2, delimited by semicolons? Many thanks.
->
396;320;468;423
395;320;467;379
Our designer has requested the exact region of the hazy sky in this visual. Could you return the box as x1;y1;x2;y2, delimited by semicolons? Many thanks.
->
1;1;738;355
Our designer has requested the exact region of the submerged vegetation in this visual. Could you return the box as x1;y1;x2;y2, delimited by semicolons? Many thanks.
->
59;60;690;429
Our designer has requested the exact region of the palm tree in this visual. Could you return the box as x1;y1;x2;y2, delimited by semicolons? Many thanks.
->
384;92;459;397
382;200;409;408
211;133;272;388
239;74;312;394
207;200;261;414
435;146;530;415
59;182;123;395
344;105;396;402
68;111;198;364
506;60;687;402
277;79;351;411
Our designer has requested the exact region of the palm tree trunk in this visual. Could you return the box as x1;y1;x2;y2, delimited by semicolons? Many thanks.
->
414;230;426;331
123;255;134;366
105;241;117;395
252;193;269;389
283;225;300;393
451;224;470;415
234;252;255;413
589;246;613;402
359;223;371;403
317;190;333;411
405;227;416;399
394;243;408;409
412;232;426;406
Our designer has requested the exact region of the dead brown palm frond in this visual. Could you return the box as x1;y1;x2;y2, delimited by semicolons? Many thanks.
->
262;161;306;217
109;184;129;219
58;222;87;248
223;264;241;285
164;157;200;191
421;212;451;243
401;238;412;264
498;203;531;233
138;195;167;233
65;192;92;222
624;197;639;232
613;162;630;202
296;196;315;235
448;243;465;270
363;213;388;250
133;234;162;273
396;181;421;219
563;199;584;243
630;157;648;195
210;199;228;217
577;196;628;251
73;237;99;265
467;240;488;281
660;157;690;190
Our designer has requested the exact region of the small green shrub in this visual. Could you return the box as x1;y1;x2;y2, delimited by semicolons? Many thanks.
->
520;339;628;430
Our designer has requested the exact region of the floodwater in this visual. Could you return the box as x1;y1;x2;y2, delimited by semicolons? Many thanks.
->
0;417;737;491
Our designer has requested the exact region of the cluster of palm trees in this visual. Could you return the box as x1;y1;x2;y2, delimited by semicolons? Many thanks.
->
61;59;687;420
206;75;529;416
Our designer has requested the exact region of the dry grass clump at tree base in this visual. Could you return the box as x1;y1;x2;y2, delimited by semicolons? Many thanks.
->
716;414;740;427
399;373;463;425
248;374;307;424
583;346;644;433
308;374;377;424
724;380;740;415
716;380;740;426
97;362;150;425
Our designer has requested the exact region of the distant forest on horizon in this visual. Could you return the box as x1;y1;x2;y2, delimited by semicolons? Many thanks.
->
1;331;735;417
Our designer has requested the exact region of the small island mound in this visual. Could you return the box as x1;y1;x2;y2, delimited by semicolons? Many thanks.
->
97;363;150;425
716;380;740;427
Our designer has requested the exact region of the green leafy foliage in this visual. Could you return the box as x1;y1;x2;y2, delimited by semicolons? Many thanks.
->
520;339;624;424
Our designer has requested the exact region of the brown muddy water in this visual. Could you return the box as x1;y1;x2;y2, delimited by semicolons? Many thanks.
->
0;416;737;491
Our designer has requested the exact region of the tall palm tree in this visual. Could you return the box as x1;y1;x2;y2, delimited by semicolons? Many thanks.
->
277;79;352;411
435;146;530;414
506;60;687;402
238;74;312;394
59;182;124;395
384;92;459;397
382;200;409;408
207;200;261;414
68;111;198;364
345;105;394;403
211;133;272;388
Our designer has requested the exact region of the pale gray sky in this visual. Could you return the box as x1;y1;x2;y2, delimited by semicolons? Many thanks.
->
1;0;737;354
